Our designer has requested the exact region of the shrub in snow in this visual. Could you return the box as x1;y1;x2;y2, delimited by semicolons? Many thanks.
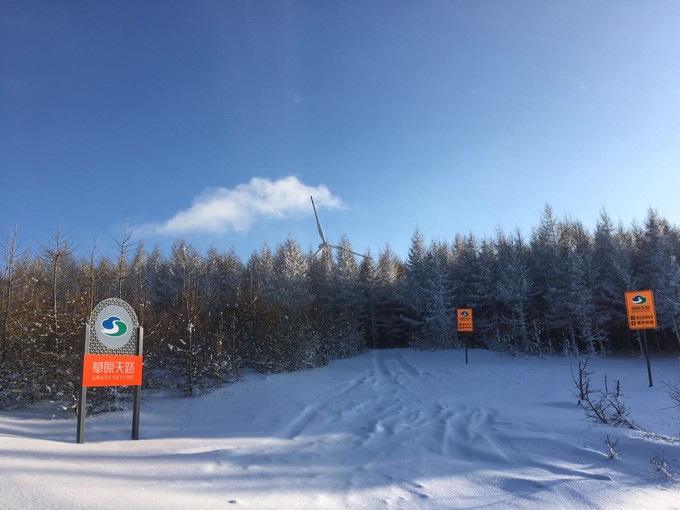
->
603;434;619;460
575;367;640;431
650;451;679;481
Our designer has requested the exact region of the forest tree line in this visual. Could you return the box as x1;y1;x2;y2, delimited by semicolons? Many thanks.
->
1;205;680;410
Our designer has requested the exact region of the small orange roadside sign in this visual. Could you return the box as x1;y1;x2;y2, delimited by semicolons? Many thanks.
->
457;308;473;333
82;354;143;387
624;290;657;330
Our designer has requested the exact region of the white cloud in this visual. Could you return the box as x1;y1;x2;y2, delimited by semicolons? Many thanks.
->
147;176;343;235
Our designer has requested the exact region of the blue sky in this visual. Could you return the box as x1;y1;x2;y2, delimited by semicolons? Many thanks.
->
2;1;680;261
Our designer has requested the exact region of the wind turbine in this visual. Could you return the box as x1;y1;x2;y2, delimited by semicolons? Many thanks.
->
310;196;366;259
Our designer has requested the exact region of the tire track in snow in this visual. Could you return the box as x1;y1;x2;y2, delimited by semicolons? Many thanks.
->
281;349;557;502
281;352;412;441
281;403;322;439
337;352;421;467
333;372;371;396
344;351;517;477
448;405;512;464
281;365;375;440
395;350;425;379
371;351;401;388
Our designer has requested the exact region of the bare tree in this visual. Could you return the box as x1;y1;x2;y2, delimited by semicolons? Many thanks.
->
112;222;135;300
40;221;76;354
1;220;25;361
84;235;100;314
169;240;204;394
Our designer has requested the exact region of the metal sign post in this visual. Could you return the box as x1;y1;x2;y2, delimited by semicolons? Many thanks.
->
76;324;90;444
131;326;144;440
624;290;657;387
77;298;144;443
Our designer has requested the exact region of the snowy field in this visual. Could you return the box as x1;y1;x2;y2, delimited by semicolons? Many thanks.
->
1;349;680;509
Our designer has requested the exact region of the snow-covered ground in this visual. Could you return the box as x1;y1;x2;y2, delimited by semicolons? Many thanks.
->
1;349;679;509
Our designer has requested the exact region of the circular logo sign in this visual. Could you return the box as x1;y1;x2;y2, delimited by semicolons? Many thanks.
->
94;303;135;350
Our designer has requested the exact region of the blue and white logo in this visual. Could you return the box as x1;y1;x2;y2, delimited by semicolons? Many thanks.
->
101;316;128;337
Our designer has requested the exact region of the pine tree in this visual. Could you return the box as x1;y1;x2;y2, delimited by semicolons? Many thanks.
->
201;247;244;384
357;251;379;349
592;210;633;350
373;244;407;348
329;235;365;357
269;236;317;371
529;204;560;345
242;245;275;371
472;237;504;351
450;233;479;309
402;229;430;343
637;210;680;349
495;229;534;354
417;241;455;349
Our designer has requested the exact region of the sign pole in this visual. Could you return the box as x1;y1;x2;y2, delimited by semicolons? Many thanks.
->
642;330;653;387
457;308;473;364
624;290;657;388
76;324;91;444
132;326;144;440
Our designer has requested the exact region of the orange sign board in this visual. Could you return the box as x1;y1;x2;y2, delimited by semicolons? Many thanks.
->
457;308;473;332
82;354;143;387
624;290;657;330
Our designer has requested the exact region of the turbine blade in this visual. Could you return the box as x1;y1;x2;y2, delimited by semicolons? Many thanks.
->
330;244;367;258
310;196;327;243
312;246;325;258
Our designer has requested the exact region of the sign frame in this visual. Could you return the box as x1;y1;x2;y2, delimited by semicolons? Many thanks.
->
457;308;474;333
77;298;144;443
624;290;658;330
